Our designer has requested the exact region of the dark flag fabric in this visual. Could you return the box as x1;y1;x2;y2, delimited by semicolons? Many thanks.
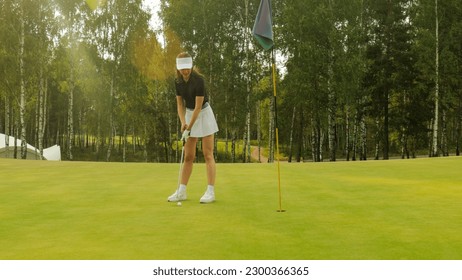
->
252;0;274;50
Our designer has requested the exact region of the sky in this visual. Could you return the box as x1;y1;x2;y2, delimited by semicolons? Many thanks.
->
142;0;162;32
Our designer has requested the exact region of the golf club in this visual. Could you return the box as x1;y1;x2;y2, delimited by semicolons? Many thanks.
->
175;138;186;203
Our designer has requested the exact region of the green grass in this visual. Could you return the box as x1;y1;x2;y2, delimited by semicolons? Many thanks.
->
0;157;461;260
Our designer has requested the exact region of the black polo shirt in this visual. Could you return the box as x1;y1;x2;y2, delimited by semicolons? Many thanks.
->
175;73;209;110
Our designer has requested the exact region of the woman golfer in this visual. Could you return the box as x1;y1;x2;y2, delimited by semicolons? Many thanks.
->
168;52;219;203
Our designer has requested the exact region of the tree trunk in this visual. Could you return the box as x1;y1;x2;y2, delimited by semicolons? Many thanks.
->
19;2;27;159
67;13;75;161
38;67;48;159
175;118;179;162
122;119;127;162
360;111;367;160
14;114;19;159
4;96;10;158
297;107;304;162
288;106;296;162
167;93;172;163
400;126;409;159
96;111;101;159
383;91;389;160
428;120;434;157
242;131;246;163
106;74;115;162
432;0;439;157
352;113;358;161
231;132;236;163
67;68;74;160
143;122;148;162
311;118;316;162
243;0;251;163
400;93;409;159
225;115;229;159
345;106;351;161
327;52;336;162
311;116;322;162
132;124;136;156
268;96;274;163
78;109;84;149
257;101;263;163
243;112;250;163
214;125;218;162
441;109;448;156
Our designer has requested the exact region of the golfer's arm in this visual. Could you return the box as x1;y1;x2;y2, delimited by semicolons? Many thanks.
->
176;96;186;127
187;96;204;131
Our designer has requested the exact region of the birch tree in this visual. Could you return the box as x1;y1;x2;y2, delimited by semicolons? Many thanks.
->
1;0;19;158
431;0;439;157
35;0;55;158
55;0;85;160
18;0;27;159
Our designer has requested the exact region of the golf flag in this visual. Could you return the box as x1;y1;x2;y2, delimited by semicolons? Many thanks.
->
253;0;284;212
252;0;274;50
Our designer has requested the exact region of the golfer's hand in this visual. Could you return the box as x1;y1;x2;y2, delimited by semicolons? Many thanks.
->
181;130;190;142
181;123;188;131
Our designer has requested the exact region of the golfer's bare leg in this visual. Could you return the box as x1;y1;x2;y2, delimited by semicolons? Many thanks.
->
202;134;216;186
181;137;197;185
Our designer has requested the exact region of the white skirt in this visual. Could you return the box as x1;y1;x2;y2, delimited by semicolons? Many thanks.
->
185;104;219;137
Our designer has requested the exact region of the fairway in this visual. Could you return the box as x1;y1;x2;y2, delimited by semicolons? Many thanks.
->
0;157;461;260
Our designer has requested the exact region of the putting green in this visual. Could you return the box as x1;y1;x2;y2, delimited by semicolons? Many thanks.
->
0;157;461;259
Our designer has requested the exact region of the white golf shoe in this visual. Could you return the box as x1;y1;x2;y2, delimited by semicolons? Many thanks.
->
167;187;187;202
200;186;215;203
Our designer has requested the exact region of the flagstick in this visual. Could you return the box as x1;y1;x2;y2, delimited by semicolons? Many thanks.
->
272;49;285;213
252;0;283;212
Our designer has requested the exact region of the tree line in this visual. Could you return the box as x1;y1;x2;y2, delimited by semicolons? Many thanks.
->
0;0;461;163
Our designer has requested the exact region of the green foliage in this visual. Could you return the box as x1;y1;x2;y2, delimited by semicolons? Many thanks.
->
1;0;461;162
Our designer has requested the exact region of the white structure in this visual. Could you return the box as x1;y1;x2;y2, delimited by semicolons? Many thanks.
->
0;133;61;161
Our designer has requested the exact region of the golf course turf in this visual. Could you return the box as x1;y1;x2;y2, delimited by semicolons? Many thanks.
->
0;157;461;260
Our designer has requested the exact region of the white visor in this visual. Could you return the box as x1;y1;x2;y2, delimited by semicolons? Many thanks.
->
176;57;193;70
